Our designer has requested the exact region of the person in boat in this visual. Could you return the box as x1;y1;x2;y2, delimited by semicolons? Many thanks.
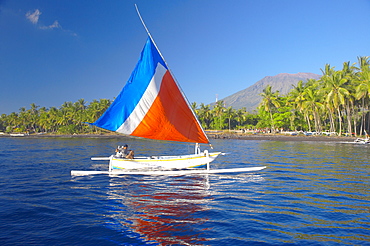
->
115;146;123;157
117;144;134;159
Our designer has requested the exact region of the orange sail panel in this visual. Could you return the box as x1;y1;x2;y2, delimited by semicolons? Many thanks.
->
131;71;209;143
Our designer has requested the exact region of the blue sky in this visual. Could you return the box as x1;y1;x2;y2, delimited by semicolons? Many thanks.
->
1;0;370;114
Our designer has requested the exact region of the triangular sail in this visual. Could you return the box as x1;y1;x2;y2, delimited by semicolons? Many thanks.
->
91;37;209;144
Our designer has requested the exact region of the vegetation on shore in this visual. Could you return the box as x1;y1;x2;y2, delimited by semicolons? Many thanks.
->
256;56;370;136
1;56;369;137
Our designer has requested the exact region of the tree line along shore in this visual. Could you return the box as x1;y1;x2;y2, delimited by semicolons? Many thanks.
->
0;131;354;143
1;56;370;138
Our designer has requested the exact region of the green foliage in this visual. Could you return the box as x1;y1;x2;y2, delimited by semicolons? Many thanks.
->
244;113;260;127
256;56;370;136
273;111;291;129
1;99;111;134
256;107;270;129
58;125;78;134
6;126;12;133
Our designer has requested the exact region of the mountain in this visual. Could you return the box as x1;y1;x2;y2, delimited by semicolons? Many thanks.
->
217;72;321;112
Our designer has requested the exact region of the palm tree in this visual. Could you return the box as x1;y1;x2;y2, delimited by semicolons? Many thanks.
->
7;112;19;132
37;107;48;132
198;103;213;129
48;107;59;133
355;56;370;135
28;103;39;133
341;61;356;136
191;102;197;112
74;99;88;132
212;100;225;130
321;70;350;135
224;106;235;131
59;102;74;127
288;80;306;130
260;85;280;132
86;99;111;133
235;108;247;128
0;114;7;132
18;107;28;132
302;82;323;132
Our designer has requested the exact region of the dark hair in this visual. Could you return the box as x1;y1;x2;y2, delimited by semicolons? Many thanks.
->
124;144;128;148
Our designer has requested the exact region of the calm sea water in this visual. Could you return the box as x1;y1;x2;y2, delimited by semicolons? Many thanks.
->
0;137;369;245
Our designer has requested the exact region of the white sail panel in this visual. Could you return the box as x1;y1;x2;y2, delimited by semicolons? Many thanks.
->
116;63;166;134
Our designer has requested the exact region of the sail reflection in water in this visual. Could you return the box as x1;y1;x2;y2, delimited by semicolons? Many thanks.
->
106;175;213;245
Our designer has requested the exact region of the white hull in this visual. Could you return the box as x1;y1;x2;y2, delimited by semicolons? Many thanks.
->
10;133;26;137
109;151;222;171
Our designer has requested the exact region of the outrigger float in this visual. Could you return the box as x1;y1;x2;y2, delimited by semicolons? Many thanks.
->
71;6;266;176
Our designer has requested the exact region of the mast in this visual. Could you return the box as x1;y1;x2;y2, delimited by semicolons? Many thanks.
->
134;5;210;144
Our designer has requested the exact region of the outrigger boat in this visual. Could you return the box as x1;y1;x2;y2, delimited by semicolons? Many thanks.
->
353;131;370;144
71;7;266;176
354;137;370;144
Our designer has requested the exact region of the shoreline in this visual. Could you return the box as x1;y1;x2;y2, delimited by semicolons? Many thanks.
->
208;133;354;142
0;133;357;142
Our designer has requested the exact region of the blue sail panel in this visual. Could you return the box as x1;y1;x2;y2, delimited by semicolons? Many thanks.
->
91;37;167;131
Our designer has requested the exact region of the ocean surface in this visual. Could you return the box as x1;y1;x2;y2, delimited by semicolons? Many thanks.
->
0;137;369;245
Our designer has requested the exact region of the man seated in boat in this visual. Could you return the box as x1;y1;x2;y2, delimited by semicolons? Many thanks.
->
115;144;134;159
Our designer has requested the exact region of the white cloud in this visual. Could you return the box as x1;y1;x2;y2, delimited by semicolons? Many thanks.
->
40;20;61;30
25;9;77;36
26;9;41;24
